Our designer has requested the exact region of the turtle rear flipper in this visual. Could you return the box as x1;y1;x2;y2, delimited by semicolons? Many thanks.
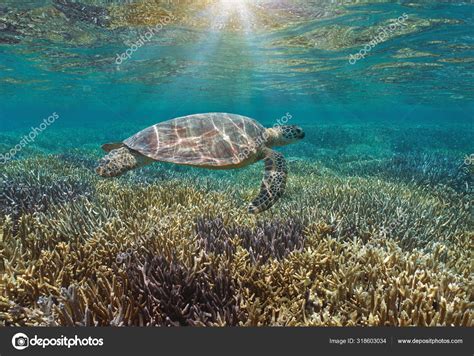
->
248;148;288;214
96;147;151;177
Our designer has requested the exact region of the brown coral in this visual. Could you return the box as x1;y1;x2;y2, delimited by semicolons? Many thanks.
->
0;124;472;327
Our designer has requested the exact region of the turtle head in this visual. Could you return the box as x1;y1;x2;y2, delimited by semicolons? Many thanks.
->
281;125;305;141
267;125;305;146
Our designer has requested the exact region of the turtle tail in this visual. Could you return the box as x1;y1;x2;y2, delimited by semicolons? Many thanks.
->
96;147;148;177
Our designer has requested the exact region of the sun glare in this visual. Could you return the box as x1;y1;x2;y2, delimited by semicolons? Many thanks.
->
214;0;254;32
218;0;249;14
220;0;249;5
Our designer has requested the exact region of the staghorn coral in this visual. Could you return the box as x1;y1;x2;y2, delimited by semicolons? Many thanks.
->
325;151;472;193
1;167;471;327
0;123;472;327
0;169;94;226
383;152;471;191
223;233;472;326
196;217;306;263
300;236;474;327
125;254;243;326
56;152;98;171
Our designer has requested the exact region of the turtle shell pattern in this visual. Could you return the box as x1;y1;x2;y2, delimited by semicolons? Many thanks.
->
123;113;266;167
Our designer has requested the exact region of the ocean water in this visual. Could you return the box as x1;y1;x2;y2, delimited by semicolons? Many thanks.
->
0;0;473;327
1;1;473;130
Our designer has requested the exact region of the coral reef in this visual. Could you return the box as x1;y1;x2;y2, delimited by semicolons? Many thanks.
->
125;254;242;326
0;163;94;227
196;217;306;263
0;123;472;327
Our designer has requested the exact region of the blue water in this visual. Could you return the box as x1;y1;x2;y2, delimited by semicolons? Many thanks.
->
0;1;473;134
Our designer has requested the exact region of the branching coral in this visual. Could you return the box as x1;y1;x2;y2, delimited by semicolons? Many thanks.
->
56;152;97;171
226;234;473;326
0;170;93;220
196;217;306;263
125;254;243;326
0;123;472;327
348;152;472;193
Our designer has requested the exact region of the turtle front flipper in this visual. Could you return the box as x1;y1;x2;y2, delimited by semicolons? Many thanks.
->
248;148;288;214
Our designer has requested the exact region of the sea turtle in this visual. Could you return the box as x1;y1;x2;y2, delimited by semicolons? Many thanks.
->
96;113;305;213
